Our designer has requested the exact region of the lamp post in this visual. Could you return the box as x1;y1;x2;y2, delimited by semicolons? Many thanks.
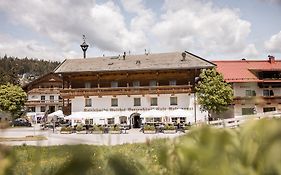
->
80;35;89;59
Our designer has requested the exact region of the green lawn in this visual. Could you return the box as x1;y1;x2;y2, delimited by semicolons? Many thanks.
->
0;118;280;175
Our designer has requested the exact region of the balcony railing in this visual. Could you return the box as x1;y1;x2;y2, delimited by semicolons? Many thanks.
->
25;100;63;106
233;95;281;104
60;85;193;97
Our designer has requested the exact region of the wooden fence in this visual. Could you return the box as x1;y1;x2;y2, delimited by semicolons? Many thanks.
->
208;112;281;128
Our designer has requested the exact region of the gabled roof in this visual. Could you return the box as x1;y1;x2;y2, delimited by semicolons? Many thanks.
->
54;51;215;73
214;58;281;83
22;72;62;91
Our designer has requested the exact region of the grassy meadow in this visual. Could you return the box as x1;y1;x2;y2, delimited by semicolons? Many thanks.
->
0;118;281;175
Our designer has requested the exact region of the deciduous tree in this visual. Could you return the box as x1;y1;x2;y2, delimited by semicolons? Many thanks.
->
0;83;26;118
195;68;233;116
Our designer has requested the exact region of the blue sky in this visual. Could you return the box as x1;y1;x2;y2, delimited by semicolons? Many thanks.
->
0;0;281;61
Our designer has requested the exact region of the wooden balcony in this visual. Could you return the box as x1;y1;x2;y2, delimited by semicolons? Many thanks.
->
233;96;281;104
28;88;61;94
60;85;193;98
25;100;63;106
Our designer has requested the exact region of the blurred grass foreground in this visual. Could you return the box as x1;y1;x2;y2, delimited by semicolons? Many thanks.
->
0;118;281;175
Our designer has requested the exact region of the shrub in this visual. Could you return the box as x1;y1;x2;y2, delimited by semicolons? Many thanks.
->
144;125;155;131
163;124;176;130
76;124;85;132
110;125;120;131
61;126;72;132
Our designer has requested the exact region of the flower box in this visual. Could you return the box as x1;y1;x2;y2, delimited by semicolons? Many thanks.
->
164;130;176;134
91;130;103;134
60;131;72;134
76;130;87;134
109;130;121;134
143;130;156;134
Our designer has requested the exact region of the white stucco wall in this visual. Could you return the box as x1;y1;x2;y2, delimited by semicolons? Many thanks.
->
71;93;207;124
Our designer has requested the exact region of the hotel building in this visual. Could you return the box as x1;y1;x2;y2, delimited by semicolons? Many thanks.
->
54;51;215;127
23;73;63;118
214;55;281;117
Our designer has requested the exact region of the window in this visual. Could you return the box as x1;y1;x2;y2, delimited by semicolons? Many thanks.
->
132;81;140;87
111;81;118;88
40;106;46;112
85;82;91;88
170;97;178;106
107;118;115;124
28;107;35;112
41;96;45;101
242;108;255;115
111;98;118;107
245;90;256;97
134;98;141;106
85;98;92;107
171;117;186;123
263;89;274;96
50;95;54;102
119;116;127;124
263;107;276;113
169;80;177;86
89;119;94;125
149;80;157;86
150;97;158;106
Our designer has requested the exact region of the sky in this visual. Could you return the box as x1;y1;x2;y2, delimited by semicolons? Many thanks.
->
0;0;281;61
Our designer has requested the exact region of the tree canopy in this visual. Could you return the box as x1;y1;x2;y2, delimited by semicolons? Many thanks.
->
0;55;60;85
0;83;27;118
195;68;233;115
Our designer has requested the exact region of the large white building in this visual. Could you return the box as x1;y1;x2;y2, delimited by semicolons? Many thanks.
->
54;51;215;127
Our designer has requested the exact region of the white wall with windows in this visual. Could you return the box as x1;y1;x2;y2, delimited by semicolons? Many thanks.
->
26;93;61;113
233;82;281;116
71;93;207;123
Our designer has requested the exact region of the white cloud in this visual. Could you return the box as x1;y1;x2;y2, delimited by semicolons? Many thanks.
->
0;34;76;61
152;0;252;55
0;0;150;57
243;44;259;57
265;30;281;53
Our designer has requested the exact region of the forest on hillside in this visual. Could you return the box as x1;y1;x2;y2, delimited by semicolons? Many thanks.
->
0;55;60;85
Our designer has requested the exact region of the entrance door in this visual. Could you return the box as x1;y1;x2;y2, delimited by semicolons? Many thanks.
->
133;115;141;128
131;113;141;128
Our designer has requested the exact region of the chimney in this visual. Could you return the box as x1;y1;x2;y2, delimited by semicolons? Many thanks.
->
123;52;126;60
181;52;186;61
268;55;275;64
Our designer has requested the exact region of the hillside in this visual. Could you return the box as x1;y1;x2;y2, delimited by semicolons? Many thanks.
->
0;55;60;85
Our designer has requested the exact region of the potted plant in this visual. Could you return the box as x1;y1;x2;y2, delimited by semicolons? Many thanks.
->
90;125;104;134
109;125;121;134
60;126;72;134
143;124;156;134
163;124;176;134
183;124;191;132
76;124;86;134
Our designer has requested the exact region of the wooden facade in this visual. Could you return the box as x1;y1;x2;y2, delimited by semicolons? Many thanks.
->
60;69;200;115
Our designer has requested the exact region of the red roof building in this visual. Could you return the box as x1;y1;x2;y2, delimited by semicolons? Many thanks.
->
213;55;281;117
214;56;281;83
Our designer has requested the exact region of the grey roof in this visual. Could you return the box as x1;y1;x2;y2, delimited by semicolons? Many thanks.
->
54;51;215;73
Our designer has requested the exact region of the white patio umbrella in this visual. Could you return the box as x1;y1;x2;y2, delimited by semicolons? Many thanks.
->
48;110;64;118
